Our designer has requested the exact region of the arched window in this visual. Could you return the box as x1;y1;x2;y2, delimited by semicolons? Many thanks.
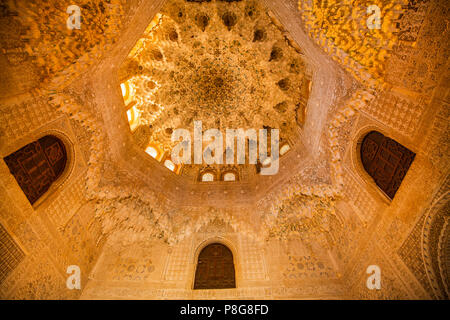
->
164;159;176;172
360;131;415;199
194;243;236;290
126;105;140;131
120;83;127;97
223;172;236;181
201;172;214;182
261;157;271;167
280;143;291;156
3;135;67;205
120;80;135;106
145;146;159;159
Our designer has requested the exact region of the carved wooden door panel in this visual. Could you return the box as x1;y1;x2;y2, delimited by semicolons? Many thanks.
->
194;243;236;289
361;131;415;199
3;136;67;204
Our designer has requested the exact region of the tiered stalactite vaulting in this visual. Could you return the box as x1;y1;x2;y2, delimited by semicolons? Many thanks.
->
0;0;130;98
298;0;404;89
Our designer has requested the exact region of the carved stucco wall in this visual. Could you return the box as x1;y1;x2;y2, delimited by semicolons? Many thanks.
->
0;113;104;299
81;218;344;299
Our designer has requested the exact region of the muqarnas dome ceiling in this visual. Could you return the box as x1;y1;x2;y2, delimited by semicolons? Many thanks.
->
119;0;312;157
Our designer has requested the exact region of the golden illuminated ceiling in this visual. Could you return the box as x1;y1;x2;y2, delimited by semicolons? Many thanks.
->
119;0;311;155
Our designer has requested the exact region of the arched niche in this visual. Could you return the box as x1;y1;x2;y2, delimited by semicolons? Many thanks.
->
193;242;236;290
222;171;236;182
359;131;415;200
197;167;218;182
3;135;70;205
220;167;239;182
201;172;215;182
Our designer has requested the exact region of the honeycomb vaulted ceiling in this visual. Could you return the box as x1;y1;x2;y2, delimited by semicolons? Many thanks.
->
119;0;312;154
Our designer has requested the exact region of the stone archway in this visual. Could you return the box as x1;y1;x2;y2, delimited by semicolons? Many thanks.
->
193;243;236;290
